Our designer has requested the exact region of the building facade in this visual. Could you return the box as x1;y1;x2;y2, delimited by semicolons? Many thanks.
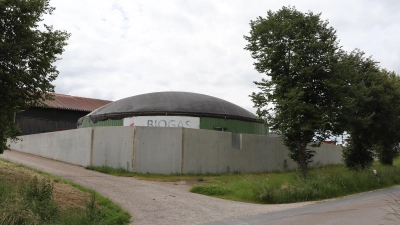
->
16;93;111;135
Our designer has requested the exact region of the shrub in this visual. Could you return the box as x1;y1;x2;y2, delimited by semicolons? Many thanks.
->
23;176;59;222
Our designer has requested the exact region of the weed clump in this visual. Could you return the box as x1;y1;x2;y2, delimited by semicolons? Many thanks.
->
24;176;59;222
191;185;230;196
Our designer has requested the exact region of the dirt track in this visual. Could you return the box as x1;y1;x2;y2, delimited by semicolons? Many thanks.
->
0;150;310;225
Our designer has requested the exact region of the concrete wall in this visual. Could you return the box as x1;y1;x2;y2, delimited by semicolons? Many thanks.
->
7;128;92;167
7;126;343;174
181;130;292;173
309;143;343;167
134;127;183;174
91;126;134;171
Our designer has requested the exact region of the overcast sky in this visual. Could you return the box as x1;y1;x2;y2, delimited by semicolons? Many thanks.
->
43;0;400;114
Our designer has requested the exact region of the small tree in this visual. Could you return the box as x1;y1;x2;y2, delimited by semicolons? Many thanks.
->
244;6;343;176
0;0;70;153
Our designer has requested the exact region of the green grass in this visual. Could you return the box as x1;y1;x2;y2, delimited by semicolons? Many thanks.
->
191;185;230;196
191;159;400;204
86;165;135;177
86;159;400;204
86;165;217;182
89;158;400;204
0;159;131;225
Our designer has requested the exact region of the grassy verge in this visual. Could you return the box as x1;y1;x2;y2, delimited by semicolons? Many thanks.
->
87;158;400;204
86;165;212;182
191;158;400;204
0;159;131;225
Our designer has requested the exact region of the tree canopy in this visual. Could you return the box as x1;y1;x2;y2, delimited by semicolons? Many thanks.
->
244;6;343;176
245;6;400;173
0;0;70;153
340;50;400;168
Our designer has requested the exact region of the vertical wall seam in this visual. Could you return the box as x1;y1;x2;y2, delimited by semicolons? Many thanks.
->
181;127;184;174
90;127;94;166
132;127;136;172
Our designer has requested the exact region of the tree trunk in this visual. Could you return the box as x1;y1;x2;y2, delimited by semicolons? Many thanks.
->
379;145;395;165
297;138;307;177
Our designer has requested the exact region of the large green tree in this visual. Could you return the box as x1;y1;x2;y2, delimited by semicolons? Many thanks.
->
340;50;400;168
373;70;400;165
244;6;343;176
0;0;70;153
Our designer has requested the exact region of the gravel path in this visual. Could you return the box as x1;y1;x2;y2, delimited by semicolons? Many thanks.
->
0;150;311;225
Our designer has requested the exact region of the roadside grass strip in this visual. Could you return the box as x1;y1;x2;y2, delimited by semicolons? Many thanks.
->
0;159;131;225
87;158;400;204
191;158;400;204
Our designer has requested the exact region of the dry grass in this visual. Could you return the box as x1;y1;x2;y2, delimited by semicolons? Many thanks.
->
0;160;90;213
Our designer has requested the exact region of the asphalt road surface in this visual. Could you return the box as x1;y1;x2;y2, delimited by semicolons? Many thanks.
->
205;186;400;225
1;150;399;225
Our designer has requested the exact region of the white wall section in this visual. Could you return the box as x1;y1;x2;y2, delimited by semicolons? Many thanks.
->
7;127;343;174
91;126;134;171
7;128;92;167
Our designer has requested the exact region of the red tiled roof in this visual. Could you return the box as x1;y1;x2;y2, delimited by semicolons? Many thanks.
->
43;93;112;112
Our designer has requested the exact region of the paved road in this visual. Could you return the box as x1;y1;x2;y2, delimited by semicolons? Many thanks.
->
205;186;400;225
2;150;399;225
0;150;308;225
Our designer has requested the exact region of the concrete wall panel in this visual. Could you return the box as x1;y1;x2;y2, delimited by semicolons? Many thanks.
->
216;132;238;173
310;144;343;167
242;134;278;172
134;127;182;174
53;128;92;166
92;126;134;171
182;128;220;173
182;130;305;174
7;128;92;167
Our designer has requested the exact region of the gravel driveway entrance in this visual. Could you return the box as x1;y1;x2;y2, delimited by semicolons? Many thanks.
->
0;150;309;225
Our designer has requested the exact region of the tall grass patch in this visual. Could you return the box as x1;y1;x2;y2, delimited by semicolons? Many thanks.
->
251;167;400;203
0;159;131;225
191;159;400;204
0;176;109;225
191;185;230;196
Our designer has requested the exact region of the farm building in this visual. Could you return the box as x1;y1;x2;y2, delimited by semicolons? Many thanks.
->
16;93;111;135
78;91;268;135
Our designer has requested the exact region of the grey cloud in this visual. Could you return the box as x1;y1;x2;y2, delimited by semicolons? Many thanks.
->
46;0;400;111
